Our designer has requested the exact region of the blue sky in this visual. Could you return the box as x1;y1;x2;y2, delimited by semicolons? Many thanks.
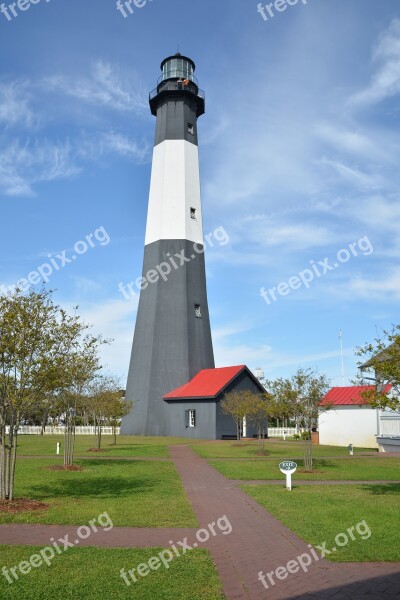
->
1;0;399;386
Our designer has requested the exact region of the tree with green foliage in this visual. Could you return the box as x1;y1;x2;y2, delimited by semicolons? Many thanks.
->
246;394;270;452
266;369;330;471
0;289;105;498
105;393;132;446
86;375;131;449
220;391;253;442
356;325;400;411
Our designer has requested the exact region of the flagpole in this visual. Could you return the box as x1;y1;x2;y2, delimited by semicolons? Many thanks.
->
339;330;345;386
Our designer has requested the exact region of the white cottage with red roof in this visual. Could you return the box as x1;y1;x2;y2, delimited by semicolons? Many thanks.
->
318;385;392;448
163;365;266;440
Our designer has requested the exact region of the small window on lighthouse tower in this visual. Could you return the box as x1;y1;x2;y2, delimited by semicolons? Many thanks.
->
188;123;194;135
194;304;202;318
190;207;197;220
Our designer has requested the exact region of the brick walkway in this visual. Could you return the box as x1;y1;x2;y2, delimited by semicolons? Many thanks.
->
169;445;400;600
0;524;194;548
17;455;171;461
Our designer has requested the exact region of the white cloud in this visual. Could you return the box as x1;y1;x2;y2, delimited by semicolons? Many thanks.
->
66;297;138;377
43;61;147;114
98;131;150;163
347;268;400;301
319;157;384;191
0;81;36;129
349;19;400;106
315;123;386;161
0;139;80;197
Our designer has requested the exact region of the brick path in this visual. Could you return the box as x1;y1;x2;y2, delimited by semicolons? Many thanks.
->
17;455;171;461
0;524;194;548
169;445;400;600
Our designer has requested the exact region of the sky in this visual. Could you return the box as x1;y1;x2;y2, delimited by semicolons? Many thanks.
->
0;0;399;387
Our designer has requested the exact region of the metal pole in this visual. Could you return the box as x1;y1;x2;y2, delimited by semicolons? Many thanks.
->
339;330;345;386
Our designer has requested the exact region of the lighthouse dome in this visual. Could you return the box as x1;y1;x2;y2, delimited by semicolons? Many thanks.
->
160;53;196;83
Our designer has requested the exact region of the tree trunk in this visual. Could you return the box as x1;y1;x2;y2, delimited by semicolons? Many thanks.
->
0;417;7;500
97;419;102;451
64;409;76;467
9;428;18;501
40;408;49;436
112;426;117;446
303;436;313;471
0;412;20;501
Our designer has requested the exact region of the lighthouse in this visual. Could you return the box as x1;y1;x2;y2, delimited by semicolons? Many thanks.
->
121;53;215;436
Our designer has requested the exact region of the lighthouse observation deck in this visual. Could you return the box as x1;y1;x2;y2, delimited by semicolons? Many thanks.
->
149;53;205;117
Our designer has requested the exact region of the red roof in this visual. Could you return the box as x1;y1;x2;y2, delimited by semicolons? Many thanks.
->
320;385;392;406
164;365;249;399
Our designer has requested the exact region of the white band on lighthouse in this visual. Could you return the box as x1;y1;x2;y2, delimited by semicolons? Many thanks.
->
145;140;204;246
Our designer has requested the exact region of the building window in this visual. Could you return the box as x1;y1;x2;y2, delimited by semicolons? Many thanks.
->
188;123;194;135
190;207;197;220
194;304;202;318
185;409;196;428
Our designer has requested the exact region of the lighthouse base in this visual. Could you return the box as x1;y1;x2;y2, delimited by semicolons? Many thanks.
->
121;239;214;437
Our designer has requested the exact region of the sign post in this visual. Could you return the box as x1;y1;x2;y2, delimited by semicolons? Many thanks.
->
279;461;297;490
56;442;61;456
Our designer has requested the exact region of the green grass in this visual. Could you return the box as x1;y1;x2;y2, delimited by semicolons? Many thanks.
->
242;483;400;562
209;457;400;480
192;440;377;459
0;458;196;527
16;435;197;458
0;546;224;599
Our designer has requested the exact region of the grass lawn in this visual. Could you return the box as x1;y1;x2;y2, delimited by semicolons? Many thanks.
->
242;483;400;562
0;546;224;599
0;458;196;527
209;457;400;480
192;440;376;459
16;435;197;458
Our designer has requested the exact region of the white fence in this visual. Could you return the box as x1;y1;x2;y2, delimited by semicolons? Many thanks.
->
380;415;400;436
268;427;297;437
6;426;120;436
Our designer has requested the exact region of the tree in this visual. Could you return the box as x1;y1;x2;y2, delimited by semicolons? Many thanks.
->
60;341;105;466
86;375;130;449
356;325;400;411
105;392;132;446
266;369;330;471
220;391;253;442
246;394;270;452
0;289;105;499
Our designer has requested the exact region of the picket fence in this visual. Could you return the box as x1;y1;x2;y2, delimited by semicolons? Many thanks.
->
267;427;297;437
5;426;120;436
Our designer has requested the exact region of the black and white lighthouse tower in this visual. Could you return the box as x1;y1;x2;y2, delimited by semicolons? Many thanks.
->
121;54;215;436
